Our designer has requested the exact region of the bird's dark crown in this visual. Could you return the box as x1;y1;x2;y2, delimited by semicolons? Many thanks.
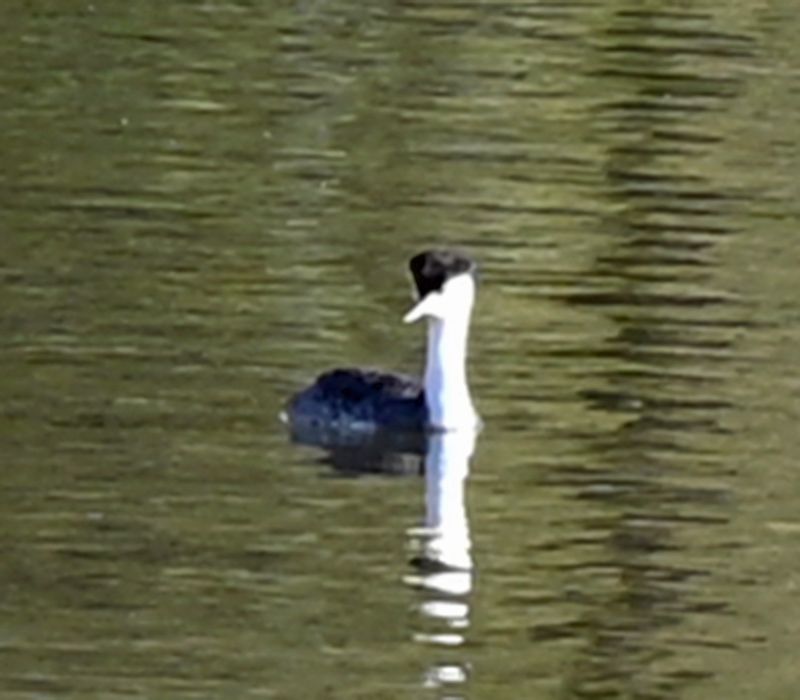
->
408;249;476;299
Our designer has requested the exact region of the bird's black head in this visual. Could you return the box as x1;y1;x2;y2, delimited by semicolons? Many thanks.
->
408;249;477;300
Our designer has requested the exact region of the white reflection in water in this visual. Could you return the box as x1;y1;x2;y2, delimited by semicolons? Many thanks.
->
407;430;475;575
405;429;477;692
423;663;468;687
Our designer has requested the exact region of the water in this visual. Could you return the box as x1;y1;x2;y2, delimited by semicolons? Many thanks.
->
2;2;800;698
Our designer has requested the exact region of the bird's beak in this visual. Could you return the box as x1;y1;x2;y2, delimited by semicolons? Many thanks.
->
403;292;443;323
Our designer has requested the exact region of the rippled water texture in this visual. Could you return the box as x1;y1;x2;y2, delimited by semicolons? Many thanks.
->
2;2;800;699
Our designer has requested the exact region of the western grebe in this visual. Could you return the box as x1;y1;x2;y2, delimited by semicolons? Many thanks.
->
285;249;479;433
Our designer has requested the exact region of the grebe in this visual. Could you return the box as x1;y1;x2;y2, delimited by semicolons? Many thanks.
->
285;249;479;433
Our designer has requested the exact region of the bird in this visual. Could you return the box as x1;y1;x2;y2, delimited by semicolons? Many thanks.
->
284;249;479;435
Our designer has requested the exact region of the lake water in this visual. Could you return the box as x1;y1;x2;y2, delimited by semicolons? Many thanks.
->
2;2;800;698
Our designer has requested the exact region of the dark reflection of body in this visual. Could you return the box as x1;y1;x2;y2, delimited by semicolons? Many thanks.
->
405;429;477;695
288;421;426;475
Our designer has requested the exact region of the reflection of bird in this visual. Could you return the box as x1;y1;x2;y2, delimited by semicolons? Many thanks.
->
285;249;479;433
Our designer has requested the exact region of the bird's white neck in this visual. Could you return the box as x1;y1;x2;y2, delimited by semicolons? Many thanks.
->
424;313;477;430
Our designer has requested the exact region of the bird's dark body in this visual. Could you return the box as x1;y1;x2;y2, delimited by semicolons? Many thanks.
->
285;249;475;440
286;368;427;432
